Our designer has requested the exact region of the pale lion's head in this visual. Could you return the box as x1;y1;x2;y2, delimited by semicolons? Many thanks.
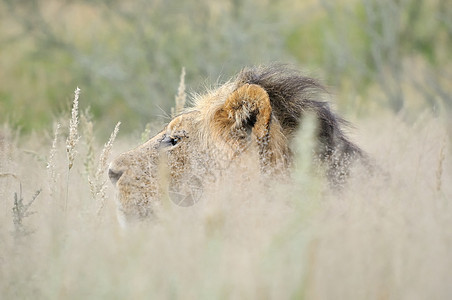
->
109;65;363;223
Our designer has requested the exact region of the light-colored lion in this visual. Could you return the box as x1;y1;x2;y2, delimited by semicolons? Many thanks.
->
109;65;364;222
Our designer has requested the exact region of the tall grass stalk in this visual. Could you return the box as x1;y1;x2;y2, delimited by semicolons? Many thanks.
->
65;87;81;211
436;139;446;193
171;67;186;118
46;122;60;198
157;151;172;212
89;121;121;215
81;108;95;179
292;113;324;197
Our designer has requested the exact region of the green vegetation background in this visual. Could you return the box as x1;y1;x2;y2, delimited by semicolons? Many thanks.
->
1;0;450;137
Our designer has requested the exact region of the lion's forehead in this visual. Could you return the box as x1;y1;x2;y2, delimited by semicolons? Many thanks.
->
167;111;200;133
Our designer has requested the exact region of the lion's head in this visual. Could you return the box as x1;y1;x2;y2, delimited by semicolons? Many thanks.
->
109;65;363;223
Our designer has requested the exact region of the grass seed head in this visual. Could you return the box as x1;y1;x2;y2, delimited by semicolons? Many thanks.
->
66;87;81;170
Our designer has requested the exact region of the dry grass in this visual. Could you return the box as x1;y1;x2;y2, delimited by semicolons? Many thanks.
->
66;87;81;171
47;122;60;198
0;99;451;299
171;67;187;118
89;121;121;215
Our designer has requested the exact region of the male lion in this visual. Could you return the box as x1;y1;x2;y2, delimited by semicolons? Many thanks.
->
109;65;364;223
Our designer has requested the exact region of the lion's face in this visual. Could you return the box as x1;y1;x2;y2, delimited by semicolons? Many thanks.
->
109;83;290;223
109;111;208;221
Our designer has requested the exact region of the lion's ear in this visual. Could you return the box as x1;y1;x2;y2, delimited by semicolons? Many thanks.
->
219;84;272;140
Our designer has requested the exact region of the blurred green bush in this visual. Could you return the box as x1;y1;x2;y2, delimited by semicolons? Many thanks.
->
0;0;450;136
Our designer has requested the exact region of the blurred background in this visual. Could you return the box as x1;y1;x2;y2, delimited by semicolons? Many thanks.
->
0;0;450;137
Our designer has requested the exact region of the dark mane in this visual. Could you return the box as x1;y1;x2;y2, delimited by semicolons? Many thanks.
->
236;64;365;184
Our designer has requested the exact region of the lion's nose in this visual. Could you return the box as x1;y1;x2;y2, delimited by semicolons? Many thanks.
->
108;168;124;185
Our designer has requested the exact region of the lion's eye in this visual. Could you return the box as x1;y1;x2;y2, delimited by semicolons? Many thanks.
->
160;134;180;148
170;136;179;146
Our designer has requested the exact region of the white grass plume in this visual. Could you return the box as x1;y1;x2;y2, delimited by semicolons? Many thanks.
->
81;108;95;178
66;87;81;170
65;87;81;211
47;122;60;197
89;121;121;215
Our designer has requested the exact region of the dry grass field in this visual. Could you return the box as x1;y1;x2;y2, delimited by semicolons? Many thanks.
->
1;84;451;299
